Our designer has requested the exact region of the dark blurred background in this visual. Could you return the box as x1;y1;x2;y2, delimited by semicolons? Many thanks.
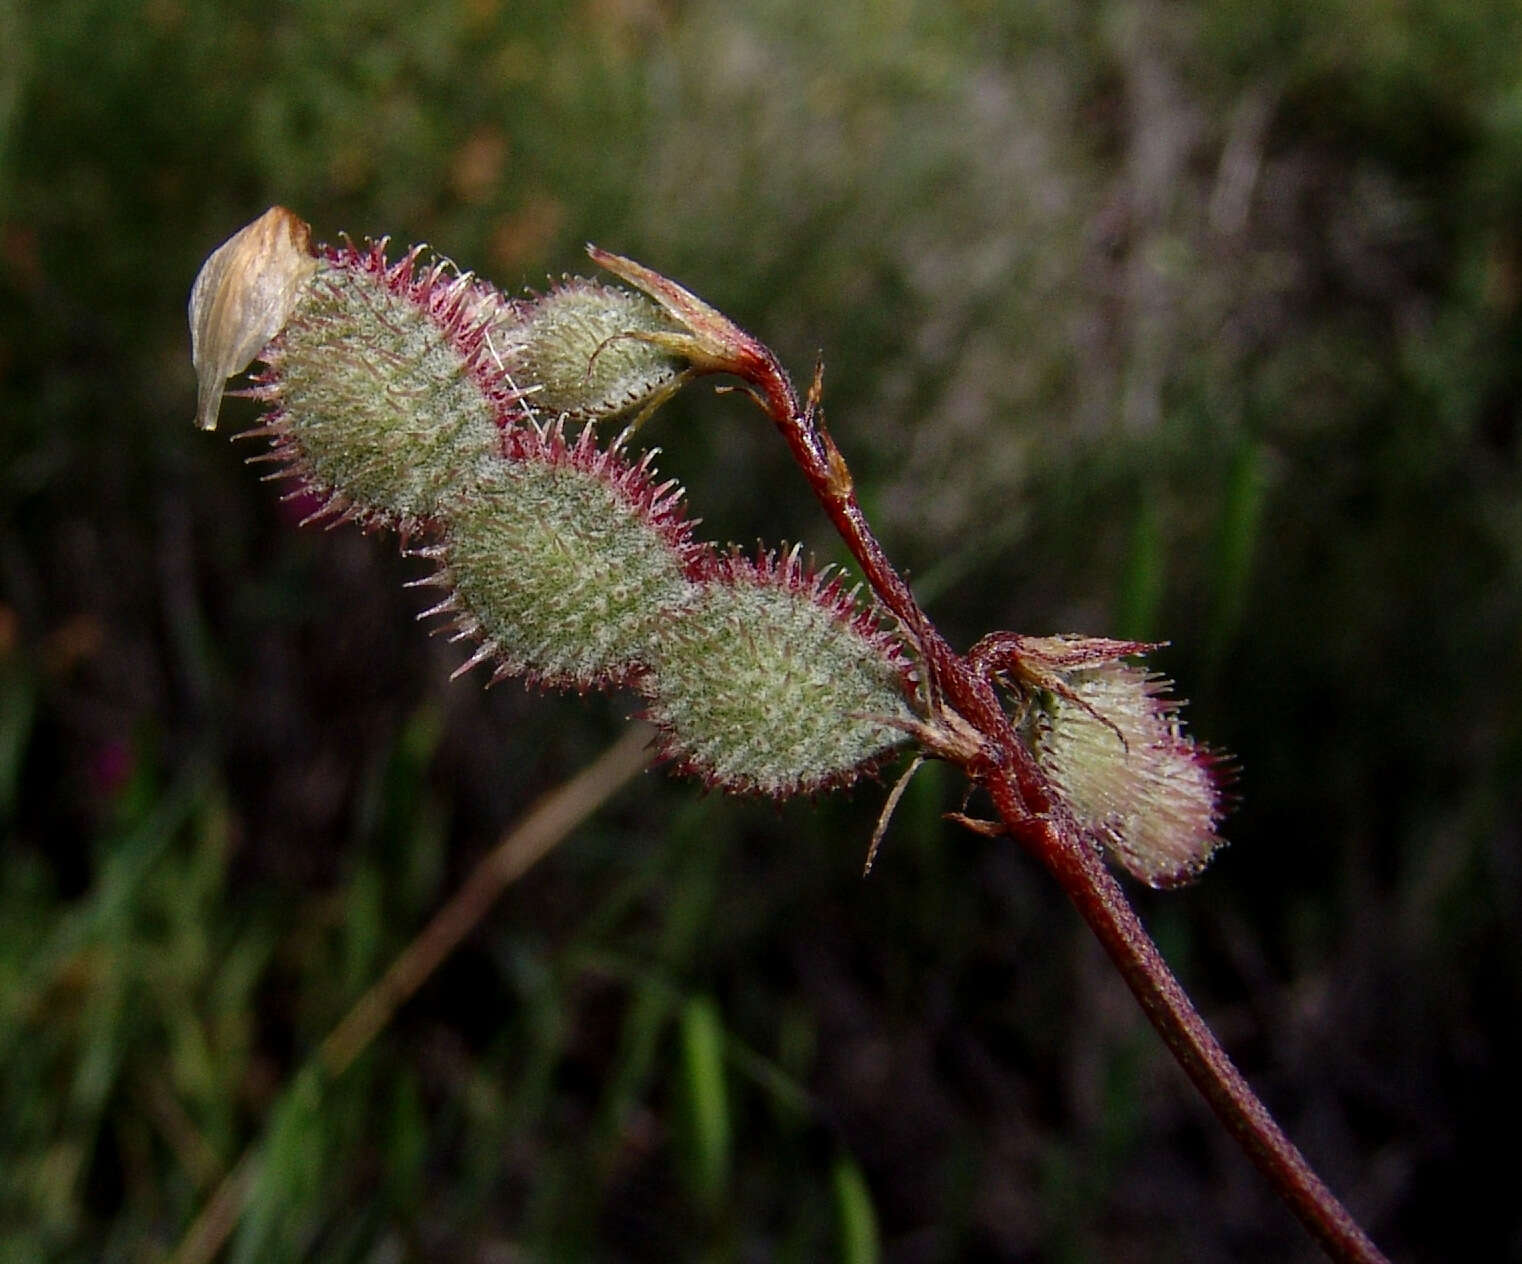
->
3;1;1519;1260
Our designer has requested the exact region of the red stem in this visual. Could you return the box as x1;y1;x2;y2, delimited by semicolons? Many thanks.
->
985;772;1389;1264
731;343;1389;1264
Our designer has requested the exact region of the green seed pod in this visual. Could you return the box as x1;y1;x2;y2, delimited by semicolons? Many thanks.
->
253;241;517;529
644;552;916;797
493;278;684;424
420;425;702;690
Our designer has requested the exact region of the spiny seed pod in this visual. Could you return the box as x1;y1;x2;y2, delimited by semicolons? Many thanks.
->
248;240;522;530
492;278;684;424
644;549;917;797
417;423;704;690
1026;655;1226;888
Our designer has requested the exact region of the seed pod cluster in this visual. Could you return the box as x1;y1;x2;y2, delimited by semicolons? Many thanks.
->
189;209;916;797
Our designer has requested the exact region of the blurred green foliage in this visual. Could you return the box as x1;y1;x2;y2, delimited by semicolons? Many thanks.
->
2;0;1520;1259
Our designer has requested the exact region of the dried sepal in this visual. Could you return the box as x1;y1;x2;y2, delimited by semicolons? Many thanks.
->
973;633;1160;678
189;207;318;431
586;246;791;412
1026;657;1227;888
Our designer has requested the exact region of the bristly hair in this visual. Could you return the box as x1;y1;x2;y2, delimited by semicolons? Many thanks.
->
712;544;917;687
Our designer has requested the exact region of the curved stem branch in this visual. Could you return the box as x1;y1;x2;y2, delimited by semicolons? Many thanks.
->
728;350;1387;1263
984;769;1389;1264
599;272;1390;1262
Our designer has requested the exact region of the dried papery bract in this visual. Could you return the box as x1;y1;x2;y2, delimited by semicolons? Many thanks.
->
189;207;317;431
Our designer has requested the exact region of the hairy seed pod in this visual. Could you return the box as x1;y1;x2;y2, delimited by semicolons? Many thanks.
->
192;218;922;800
423;425;702;690
644;552;915;797
1029;660;1226;888
253;241;520;529
494;278;684;423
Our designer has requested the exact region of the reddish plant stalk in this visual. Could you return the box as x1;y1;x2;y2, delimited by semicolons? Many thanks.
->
986;774;1387;1264
722;330;1389;1264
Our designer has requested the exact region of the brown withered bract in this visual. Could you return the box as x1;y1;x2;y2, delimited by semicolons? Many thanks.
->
189;207;317;431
